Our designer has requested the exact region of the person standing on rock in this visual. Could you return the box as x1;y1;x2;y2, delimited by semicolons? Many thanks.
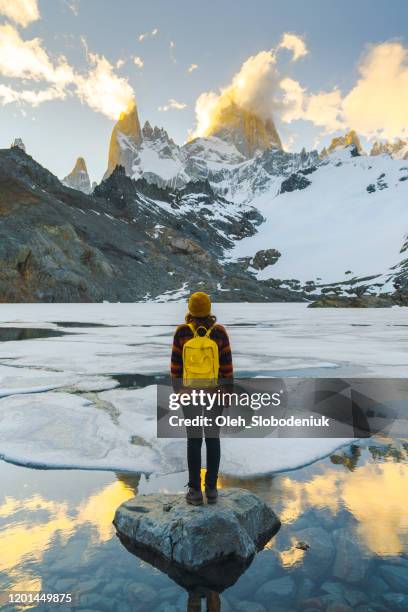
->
171;292;233;506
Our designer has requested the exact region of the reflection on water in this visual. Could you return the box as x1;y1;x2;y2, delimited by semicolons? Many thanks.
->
0;328;65;342
0;437;407;611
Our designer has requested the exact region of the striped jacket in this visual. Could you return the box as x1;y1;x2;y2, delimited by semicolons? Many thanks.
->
171;323;233;381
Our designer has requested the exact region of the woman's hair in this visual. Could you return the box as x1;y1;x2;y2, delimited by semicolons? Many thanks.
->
185;312;217;329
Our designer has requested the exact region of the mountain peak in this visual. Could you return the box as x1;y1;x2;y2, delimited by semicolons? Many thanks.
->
11;138;26;152
370;138;408;160
202;100;282;157
63;156;91;194
105;98;142;178
325;130;363;156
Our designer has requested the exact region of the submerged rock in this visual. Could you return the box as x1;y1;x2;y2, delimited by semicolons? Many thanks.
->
113;488;280;592
332;528;369;583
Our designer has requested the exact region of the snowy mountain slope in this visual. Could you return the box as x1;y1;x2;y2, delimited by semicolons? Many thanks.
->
230;148;408;292
26;96;408;305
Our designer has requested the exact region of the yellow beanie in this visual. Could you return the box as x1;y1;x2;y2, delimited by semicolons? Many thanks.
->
188;292;211;317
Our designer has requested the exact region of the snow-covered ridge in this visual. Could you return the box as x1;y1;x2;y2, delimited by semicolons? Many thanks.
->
231;149;408;289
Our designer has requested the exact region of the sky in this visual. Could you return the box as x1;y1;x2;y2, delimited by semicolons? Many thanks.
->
0;0;407;183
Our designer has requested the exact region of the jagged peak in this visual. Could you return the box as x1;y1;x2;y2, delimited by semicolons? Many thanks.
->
325;130;363;156
201;99;282;157
105;98;143;178
11;138;26;152
63;156;91;194
73;156;88;173
142;120;175;145
370;138;408;159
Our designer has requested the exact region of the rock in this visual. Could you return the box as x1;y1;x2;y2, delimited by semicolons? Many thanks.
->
77;577;103;593
126;582;157;604
355;605;389;612
11;137;26;152
236;551;282;592
53;578;76;592
280;172;311;193
321;581;368;607
381;592;408;610
332;529;370;584
256;576;296;604
75;593;111;611
251;248;281;270
308;295;393;308
102;578;127;597
234;601;265;612
365;575;388;596
325;130;363;156
63;157;91;194
296;577;314;602
326;604;353;612
157;586;179;601
153;603;178;612
378;564;408;592
294;527;335;579
114;488;280;592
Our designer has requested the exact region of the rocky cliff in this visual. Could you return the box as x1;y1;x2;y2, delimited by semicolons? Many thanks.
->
0;147;310;303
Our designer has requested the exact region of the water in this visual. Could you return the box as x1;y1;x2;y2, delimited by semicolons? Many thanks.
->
1;304;408;610
0;436;407;611
0;329;65;342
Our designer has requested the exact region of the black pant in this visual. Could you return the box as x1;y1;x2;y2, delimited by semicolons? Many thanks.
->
187;437;220;490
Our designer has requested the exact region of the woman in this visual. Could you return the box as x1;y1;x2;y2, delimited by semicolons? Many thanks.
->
171;292;233;506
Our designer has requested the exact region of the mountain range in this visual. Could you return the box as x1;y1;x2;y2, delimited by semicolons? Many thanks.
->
1;100;408;305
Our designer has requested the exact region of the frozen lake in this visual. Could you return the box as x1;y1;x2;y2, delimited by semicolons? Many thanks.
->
0;303;407;475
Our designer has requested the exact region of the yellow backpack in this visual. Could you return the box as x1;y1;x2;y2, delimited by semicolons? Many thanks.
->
182;324;219;387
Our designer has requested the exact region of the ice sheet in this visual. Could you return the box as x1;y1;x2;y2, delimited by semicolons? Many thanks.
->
0;303;407;475
0;387;354;476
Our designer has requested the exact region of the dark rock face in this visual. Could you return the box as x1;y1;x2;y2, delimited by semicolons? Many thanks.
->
252;249;281;270
0;148;312;303
308;295;394;308
280;173;311;194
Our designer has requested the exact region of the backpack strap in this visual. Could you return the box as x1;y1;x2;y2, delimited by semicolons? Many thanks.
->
186;323;214;338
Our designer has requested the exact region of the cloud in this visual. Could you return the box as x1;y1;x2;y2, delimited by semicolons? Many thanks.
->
133;56;143;68
280;77;343;130
158;98;187;112
0;24;74;85
187;63;198;73
0;24;134;119
116;58;125;69
138;28;159;42
169;40;177;64
192;49;280;137
0;83;66;106
74;53;134;119
278;33;308;61
280;41;408;140
0;0;40;27
63;0;80;16
341;42;408;139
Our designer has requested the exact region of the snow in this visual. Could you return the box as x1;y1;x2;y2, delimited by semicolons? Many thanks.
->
0;303;407;476
231;153;408;285
135;144;186;182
